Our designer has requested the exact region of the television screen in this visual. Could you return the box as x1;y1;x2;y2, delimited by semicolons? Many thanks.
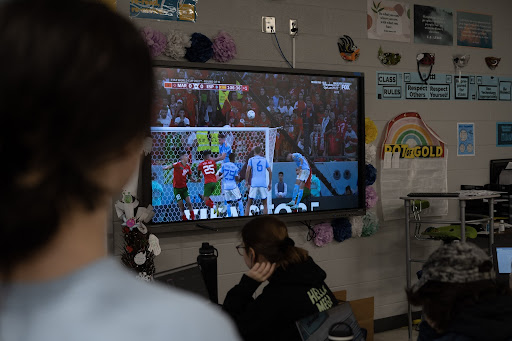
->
148;63;365;224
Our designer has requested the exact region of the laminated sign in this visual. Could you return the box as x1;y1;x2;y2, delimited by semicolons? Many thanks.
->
380;112;448;220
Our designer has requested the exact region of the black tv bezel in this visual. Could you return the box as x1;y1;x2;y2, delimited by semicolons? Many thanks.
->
140;61;366;233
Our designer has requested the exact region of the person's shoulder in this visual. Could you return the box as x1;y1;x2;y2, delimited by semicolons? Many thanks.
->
85;261;240;340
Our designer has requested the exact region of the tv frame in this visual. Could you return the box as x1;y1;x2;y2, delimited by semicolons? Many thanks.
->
140;61;366;232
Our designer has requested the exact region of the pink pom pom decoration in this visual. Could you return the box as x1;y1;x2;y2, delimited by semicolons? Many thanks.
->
366;186;379;209
141;27;167;58
313;223;333;247
212;31;237;63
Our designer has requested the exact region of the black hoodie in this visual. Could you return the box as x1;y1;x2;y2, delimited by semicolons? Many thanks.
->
418;295;512;341
222;257;337;341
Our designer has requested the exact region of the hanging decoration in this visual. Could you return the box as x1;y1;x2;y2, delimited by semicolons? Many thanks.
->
365;164;377;186
416;53;435;84
453;54;470;81
164;29;191;60
212;31;237;63
337;35;360;61
362;211;379;237
185;32;214;63
313;222;334;247
365;118;378;144
116;191;159;280
485;57;501;70
365;144;377;164
349;216;364;238
366;186;379;209
378;46;401;66
331;218;352;242
141;27;167;58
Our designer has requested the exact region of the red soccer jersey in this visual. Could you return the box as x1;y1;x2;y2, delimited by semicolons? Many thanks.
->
173;162;191;188
198;159;217;184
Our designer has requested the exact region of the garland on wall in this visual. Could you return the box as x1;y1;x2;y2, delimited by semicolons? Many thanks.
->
312;118;380;247
141;27;237;63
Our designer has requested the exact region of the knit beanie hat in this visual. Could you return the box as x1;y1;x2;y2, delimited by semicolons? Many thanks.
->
411;241;495;293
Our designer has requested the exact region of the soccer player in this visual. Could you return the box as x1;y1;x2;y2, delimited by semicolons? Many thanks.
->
216;153;244;217
213;133;232;163
197;150;218;214
286;152;311;209
163;152;196;221
245;146;272;216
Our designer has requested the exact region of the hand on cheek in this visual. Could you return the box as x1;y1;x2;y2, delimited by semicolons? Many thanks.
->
246;262;276;282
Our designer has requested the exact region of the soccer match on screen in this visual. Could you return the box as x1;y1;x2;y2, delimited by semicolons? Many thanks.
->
150;67;361;223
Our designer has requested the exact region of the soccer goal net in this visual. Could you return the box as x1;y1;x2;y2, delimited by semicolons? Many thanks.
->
151;127;278;223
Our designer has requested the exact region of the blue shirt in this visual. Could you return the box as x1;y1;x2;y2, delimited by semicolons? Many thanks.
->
220;162;240;190
152;180;163;206
292;153;310;171
219;142;232;162
1;258;240;341
248;155;270;187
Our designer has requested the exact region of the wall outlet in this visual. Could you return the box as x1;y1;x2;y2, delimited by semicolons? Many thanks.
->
262;16;276;33
289;19;298;35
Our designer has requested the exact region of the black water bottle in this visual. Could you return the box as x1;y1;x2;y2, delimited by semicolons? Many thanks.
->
197;242;218;304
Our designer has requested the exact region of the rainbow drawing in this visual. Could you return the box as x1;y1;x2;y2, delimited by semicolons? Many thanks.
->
381;112;445;159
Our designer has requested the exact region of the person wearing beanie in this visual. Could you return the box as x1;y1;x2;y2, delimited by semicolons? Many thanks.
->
223;216;337;341
407;242;512;341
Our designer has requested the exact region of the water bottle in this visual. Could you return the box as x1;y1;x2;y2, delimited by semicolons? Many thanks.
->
499;220;505;233
197;242;218;304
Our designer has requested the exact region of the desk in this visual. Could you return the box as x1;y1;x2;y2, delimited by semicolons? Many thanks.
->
400;193;500;341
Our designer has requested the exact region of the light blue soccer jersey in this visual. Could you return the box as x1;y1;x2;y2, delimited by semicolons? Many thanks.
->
248;155;269;187
219;143;232;162
220;162;239;190
292;153;310;170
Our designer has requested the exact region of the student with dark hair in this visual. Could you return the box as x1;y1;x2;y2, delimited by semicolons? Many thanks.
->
223;216;337;341
407;242;512;341
0;1;239;340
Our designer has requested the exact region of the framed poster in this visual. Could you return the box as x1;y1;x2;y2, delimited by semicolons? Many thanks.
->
457;11;492;49
497;122;512;147
414;5;453;45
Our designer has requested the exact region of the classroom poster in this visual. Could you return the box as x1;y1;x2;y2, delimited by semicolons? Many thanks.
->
367;0;411;42
130;0;198;22
380;112;448;220
497;123;512;147
457;11;492;49
414;5;453;46
457;123;475;156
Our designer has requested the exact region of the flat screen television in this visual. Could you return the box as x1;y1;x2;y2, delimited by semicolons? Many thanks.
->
141;62;365;230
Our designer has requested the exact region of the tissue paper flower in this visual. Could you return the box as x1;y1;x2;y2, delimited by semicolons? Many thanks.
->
164;29;191;59
362;211;379;237
185;32;213;63
365;143;376;164
331;218;352;242
365;164;377;186
313;223;333;247
212;31;237;62
350;215;364;237
366;186;378;209
365;118;378;144
141;27;167;58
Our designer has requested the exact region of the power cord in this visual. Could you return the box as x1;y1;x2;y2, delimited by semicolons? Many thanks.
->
300;220;316;241
272;33;293;68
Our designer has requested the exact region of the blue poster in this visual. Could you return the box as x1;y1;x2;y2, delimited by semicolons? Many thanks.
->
497;122;512;147
130;0;198;22
457;123;475;156
457;11;492;49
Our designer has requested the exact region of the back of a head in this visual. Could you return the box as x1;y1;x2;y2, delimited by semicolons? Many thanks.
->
242;216;308;269
0;0;153;276
407;242;509;331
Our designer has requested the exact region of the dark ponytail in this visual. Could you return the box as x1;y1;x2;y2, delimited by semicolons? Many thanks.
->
242;216;308;269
